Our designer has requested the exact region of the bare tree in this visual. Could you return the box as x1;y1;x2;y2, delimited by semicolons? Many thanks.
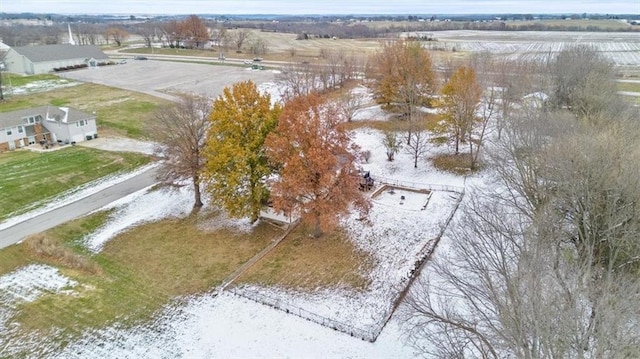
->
249;37;268;56
404;127;430;168
549;45;623;124
149;94;211;208
382;130;403;161
136;22;157;48
232;28;251;53
337;89;366;122
106;27;129;47
404;100;640;358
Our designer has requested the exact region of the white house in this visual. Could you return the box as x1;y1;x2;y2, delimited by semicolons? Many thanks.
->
1;44;109;75
0;105;97;152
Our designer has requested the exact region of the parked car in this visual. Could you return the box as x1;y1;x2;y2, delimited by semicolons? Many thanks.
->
134;56;148;60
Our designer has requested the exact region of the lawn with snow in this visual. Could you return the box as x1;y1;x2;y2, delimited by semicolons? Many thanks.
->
0;264;78;356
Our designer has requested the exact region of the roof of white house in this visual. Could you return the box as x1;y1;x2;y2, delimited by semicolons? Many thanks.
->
0;105;95;129
9;44;108;63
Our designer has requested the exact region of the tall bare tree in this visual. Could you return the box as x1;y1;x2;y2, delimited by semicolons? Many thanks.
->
404;92;640;358
404;126;430;168
232;28;251;53
150;94;211;208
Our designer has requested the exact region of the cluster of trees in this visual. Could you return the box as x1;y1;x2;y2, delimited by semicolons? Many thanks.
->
152;81;369;238
369;40;494;170
276;49;363;100
404;47;640;357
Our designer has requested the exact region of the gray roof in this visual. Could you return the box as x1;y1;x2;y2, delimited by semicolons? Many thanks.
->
10;44;108;63
0;105;95;129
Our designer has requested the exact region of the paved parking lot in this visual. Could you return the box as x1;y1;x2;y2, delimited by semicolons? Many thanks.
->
60;59;277;101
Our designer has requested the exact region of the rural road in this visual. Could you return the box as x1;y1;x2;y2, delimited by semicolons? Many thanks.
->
0;165;160;250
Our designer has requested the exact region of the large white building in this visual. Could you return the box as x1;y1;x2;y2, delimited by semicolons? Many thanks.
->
1;44;109;75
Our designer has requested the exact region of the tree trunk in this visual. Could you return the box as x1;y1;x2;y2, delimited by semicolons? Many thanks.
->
313;213;323;238
193;175;203;208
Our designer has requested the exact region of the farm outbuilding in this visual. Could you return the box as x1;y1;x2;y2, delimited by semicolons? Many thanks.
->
1;44;109;74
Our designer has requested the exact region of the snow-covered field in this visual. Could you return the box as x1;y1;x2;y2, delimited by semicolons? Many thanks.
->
0;86;470;357
410;30;640;66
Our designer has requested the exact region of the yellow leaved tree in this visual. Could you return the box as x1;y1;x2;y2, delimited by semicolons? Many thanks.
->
202;80;282;222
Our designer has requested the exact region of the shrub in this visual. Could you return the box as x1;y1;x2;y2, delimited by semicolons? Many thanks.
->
24;234;102;275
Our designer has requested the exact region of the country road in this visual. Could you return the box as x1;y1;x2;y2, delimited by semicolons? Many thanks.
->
0;165;160;249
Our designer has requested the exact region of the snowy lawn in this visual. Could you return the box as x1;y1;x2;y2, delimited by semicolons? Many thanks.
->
0;264;78;357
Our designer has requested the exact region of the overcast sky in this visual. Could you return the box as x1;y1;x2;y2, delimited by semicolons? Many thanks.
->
1;0;638;15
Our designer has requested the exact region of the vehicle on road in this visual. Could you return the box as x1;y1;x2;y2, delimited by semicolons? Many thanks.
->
134;56;148;60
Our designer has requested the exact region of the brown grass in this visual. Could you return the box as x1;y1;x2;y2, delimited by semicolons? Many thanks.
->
24;234;102;275
101;211;281;296
236;225;374;291
432;152;475;174
343;113;439;133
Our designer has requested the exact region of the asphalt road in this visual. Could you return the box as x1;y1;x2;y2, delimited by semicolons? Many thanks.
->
0;166;159;249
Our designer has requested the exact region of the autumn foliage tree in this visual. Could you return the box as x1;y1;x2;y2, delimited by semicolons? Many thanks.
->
150;94;211;208
265;94;370;238
202;81;281;222
182;15;210;48
105;27;129;46
438;65;482;156
370;40;435;129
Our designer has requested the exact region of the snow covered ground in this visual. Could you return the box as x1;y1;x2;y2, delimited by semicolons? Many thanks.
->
0;265;78;354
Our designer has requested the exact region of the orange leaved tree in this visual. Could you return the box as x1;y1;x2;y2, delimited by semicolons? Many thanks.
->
265;93;370;238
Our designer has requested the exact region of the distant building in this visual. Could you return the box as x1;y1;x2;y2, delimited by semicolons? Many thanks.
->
0;105;98;151
2;44;109;75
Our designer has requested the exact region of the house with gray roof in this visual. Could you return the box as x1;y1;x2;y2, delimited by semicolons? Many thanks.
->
0;105;97;151
2;44;109;75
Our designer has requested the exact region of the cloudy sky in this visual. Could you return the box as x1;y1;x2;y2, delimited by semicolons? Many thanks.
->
1;0;638;15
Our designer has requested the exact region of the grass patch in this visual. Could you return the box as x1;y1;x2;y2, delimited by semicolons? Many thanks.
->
1;73;59;88
2;210;281;354
0;146;150;221
432;152;477;175
0;80;169;138
236;225;374;291
617;82;640;93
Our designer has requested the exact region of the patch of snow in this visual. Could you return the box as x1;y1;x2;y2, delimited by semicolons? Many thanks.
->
78;136;157;155
8;79;79;95
0;264;77;352
84;185;194;253
55;292;420;359
0;264;76;304
258;81;283;105
352;104;394;122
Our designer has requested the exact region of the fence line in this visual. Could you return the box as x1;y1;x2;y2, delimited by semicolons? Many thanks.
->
371;175;464;194
228;287;382;342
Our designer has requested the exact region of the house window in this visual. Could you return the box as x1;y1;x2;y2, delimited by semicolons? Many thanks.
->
76;120;87;127
23;116;40;124
6;128;12;136
18;126;24;134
